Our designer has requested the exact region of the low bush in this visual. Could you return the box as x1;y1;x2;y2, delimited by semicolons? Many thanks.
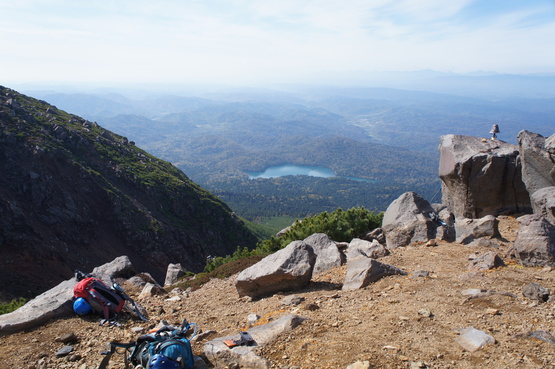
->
0;297;26;315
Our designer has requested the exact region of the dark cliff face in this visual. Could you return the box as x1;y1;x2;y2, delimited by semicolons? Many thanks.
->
0;86;258;300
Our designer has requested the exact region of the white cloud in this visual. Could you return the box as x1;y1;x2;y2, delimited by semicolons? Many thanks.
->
0;0;554;84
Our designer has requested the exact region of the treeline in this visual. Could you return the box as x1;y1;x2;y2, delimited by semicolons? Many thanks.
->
206;176;440;220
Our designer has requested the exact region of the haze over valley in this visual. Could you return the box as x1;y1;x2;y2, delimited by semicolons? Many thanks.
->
22;74;555;225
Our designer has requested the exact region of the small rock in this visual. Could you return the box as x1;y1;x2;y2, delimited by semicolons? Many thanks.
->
55;346;74;357
411;270;429;279
68;354;81;362
400;316;410;321
426;239;437;247
303;303;319;311
456;327;495;352
411;362;428;369
486;308;500;315
131;327;145;334
461;289;486;296
383;345;400;351
247;313;260;326
55;332;78;344
523;282;550;303
281;295;305;306
468;251;505;271
165;295;182;302
418;308;432;318
346;360;372;369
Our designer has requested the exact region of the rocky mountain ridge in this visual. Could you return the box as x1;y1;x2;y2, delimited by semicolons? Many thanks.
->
0;86;258;301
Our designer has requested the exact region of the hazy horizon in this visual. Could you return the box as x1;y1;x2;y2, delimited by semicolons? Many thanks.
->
2;1;555;87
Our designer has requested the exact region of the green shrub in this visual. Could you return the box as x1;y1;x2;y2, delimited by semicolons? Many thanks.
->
0;297;26;315
257;207;383;253
200;206;382;280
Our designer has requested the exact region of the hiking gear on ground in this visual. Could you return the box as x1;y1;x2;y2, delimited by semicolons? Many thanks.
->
149;354;182;369
74;277;126;321
112;281;149;322
73;297;92;315
98;319;197;369
223;330;257;348
428;212;447;226
73;271;149;322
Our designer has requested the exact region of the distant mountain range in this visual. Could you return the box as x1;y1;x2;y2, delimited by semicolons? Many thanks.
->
21;77;554;219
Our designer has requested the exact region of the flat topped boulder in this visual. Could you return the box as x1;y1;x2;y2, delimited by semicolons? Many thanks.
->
439;134;530;219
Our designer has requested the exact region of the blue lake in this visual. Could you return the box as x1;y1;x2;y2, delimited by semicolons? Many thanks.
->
248;164;373;182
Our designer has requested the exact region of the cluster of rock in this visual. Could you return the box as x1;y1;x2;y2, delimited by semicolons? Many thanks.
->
380;132;555;266
235;233;405;300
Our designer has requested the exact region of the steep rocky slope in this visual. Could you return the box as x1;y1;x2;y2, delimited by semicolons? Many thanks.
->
2;217;555;368
0;86;258;301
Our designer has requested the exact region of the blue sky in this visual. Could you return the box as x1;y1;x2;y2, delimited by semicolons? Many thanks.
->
1;0;555;86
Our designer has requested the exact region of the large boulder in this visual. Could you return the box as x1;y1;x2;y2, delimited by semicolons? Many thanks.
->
439;135;530;218
0;256;136;335
342;258;407;291
455;216;500;245
235;241;316;298
518;131;555;195
382;192;439;248
89;255;136;285
303;233;344;274
509;214;555;267
531;187;555;224
0;279;75;335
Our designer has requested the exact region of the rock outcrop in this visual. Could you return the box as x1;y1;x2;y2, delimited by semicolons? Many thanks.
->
438;134;530;218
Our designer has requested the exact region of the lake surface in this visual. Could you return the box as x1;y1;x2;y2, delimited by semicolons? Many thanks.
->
248;164;373;182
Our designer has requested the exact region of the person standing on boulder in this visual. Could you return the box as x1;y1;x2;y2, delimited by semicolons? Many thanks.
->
490;124;500;140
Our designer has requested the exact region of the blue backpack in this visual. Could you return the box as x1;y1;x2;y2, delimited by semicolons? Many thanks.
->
99;319;197;369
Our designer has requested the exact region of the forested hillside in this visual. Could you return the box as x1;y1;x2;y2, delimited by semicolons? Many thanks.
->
25;84;554;223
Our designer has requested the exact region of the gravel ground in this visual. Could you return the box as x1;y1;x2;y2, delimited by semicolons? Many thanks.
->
2;216;555;369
